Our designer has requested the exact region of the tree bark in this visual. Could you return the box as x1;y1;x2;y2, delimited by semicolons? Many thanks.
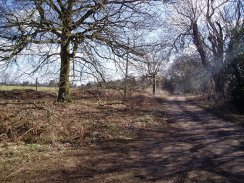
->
233;63;242;85
152;74;156;95
192;22;208;67
211;69;225;100
57;43;71;102
124;51;129;99
192;21;226;99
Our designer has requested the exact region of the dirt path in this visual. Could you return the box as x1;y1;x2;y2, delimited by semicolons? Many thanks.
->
4;96;244;183
77;96;243;183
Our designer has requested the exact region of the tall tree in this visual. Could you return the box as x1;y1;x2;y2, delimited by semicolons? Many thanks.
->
0;0;161;102
169;0;244;99
140;47;166;95
168;53;205;94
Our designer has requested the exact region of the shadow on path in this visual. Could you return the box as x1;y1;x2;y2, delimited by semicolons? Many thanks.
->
42;96;244;182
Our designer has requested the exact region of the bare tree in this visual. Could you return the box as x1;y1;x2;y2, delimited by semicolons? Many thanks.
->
0;0;163;102
169;0;244;99
168;53;206;94
142;44;169;95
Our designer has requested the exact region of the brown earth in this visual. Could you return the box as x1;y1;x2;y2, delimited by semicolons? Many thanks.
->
0;93;244;183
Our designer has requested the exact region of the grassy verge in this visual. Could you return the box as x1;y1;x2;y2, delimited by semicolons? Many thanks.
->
189;96;244;126
200;104;243;126
0;142;62;182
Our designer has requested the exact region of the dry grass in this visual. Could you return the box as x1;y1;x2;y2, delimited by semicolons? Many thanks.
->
0;89;168;182
0;85;57;91
0;89;166;145
1;90;242;183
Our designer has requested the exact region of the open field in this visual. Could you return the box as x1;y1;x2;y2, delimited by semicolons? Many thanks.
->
0;89;244;182
0;85;58;92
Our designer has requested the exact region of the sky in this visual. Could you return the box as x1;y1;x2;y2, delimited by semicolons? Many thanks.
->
2;0;238;86
0;1;172;86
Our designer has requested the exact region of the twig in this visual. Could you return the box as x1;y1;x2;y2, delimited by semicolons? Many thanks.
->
18;128;34;140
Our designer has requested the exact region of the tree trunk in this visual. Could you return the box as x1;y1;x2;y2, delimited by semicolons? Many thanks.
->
57;43;71;102
233;62;242;86
124;52;129;99
212;69;225;100
152;74;156;95
192;21;226;99
192;22;208;67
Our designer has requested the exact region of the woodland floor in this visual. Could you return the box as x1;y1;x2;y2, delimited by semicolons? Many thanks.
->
0;90;244;183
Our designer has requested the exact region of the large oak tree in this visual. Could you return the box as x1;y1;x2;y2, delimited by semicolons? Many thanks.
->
0;0;161;102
